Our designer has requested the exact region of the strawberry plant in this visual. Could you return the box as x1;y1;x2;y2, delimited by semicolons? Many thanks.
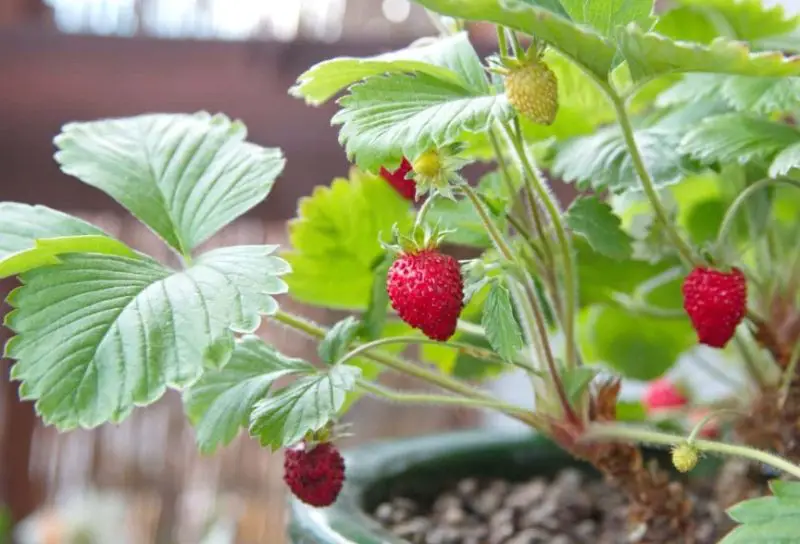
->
4;0;800;541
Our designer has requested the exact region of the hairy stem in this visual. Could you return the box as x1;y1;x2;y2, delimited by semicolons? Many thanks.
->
501;121;578;370
356;379;533;414
272;310;545;430
414;194;438;229
608;93;697;267
586;423;800;480
717;177;800;251
335;334;542;374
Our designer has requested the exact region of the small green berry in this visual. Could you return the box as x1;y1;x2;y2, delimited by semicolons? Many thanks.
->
671;442;699;473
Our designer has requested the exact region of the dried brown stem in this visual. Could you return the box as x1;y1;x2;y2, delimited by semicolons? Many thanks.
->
554;381;694;543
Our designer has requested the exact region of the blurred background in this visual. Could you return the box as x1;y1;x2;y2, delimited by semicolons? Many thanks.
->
0;1;487;543
1;1;799;543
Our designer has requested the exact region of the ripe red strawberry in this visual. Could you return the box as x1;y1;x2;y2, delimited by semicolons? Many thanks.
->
643;378;687;413
284;442;345;507
387;248;464;341
379;158;416;201
682;266;747;348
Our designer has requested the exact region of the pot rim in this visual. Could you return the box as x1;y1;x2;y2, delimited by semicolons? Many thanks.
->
287;429;554;544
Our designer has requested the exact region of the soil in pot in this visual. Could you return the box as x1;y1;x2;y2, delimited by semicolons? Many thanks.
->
371;466;753;544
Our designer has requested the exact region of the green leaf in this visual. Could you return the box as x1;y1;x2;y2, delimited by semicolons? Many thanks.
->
659;74;800;115
655;0;799;44
0;235;141;279
318;317;361;365
618;25;800;82
0;203;105;259
183;336;313;454
680;113;800;167
575;237;681;308
54;113;285;255
553;118;695;193
291;32;486;105
5;245;289;429
559;0;653;38
334;72;513;172
283;169;412;310
562;366;599;406
361;254;393;340
769;141;800;178
482;283;524;362
566;196;632;260
771;480;800;499
412;0;616;78
249;364;361;451
578;303;695;380
722;482;800;543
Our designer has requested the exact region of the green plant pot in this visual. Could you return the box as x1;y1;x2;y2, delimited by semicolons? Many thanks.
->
285;430;610;543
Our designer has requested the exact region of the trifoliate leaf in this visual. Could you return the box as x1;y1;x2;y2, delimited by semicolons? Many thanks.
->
184;336;313;454
290;32;487;105
722;480;800;543
0;235;142;279
54;113;285;256
680;113;800;166
4;246;289;430
559;0;654;39
249;364;361;451
411;0;616;78
0;203;105;259
334;72;513;172
482;282;524;363
566;197;633;261
578;303;695;380
283;169;412;310
618;24;800;82
655;0;799;44
318;317;361;365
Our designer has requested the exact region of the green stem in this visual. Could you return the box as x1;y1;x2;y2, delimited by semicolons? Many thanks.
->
585;423;800;480
686;409;743;444
496;26;509;57
461;184;516;261
502;121;578;370
608;93;696;267
414;194;438;229
335;334;542;375
272;311;545;430
356;379;533;415
734;332;769;388
717;177;800;251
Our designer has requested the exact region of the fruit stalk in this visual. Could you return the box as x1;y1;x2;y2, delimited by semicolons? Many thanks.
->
608;93;696;267
271;310;546;430
501;120;579;369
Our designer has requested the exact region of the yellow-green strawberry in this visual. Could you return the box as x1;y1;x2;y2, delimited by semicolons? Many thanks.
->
504;61;558;125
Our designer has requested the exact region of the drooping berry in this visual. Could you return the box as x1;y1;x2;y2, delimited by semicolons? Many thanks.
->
387;248;464;341
283;442;345;507
504;61;558;125
379;158;416;201
671;442;699;473
682;266;747;348
643;378;688;413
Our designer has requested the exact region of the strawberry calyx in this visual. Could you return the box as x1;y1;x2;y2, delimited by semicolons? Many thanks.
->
407;143;470;201
380;222;452;257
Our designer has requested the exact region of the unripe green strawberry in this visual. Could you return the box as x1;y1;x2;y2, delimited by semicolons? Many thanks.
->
504;61;558;125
